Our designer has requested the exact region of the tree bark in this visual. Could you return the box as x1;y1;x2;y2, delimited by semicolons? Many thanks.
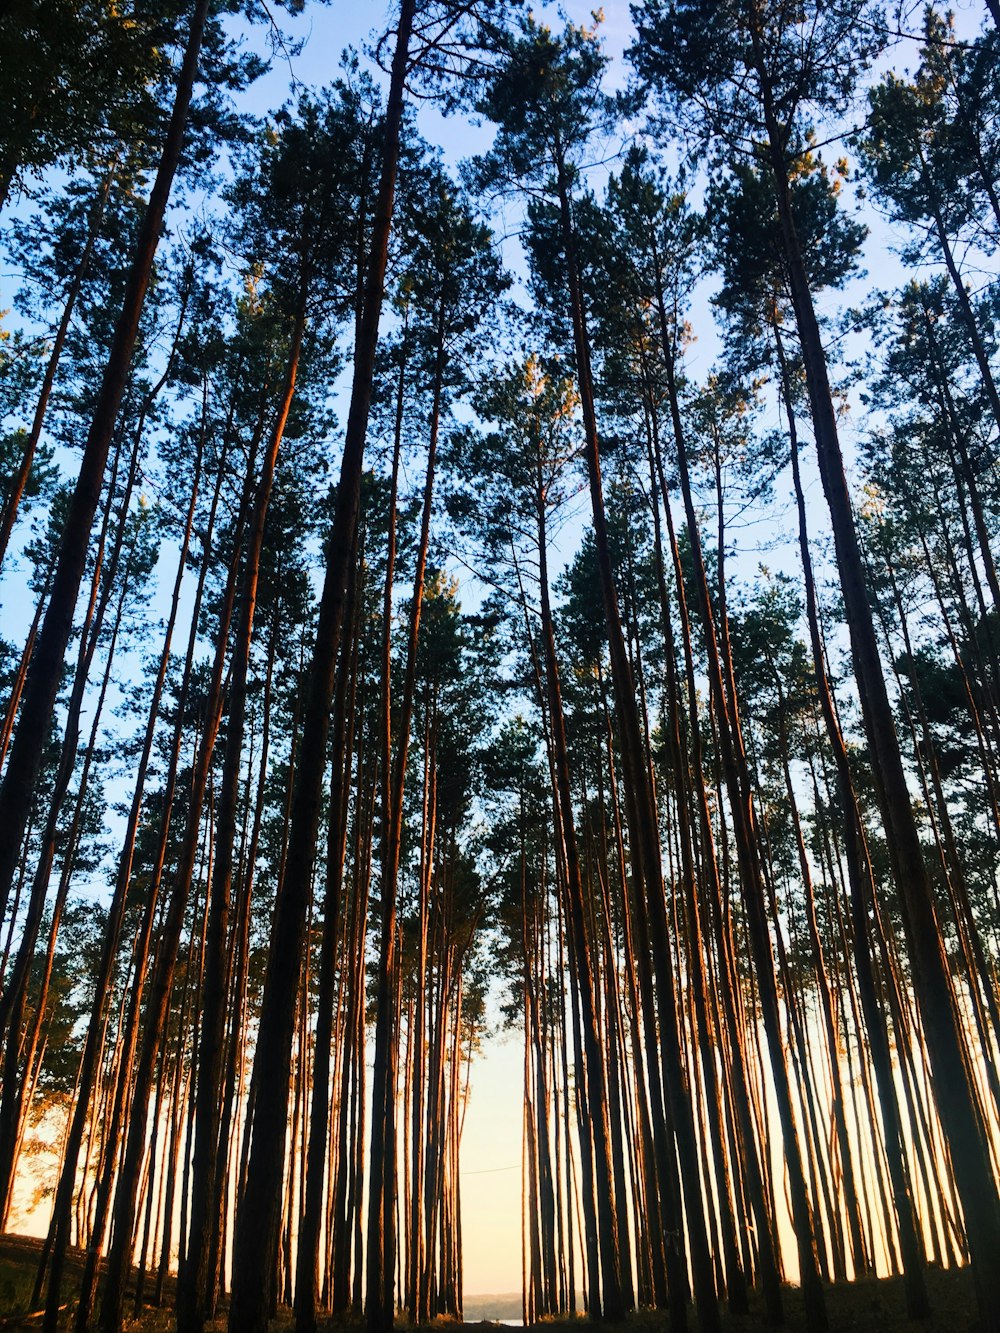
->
180;302;306;1333
754;43;1000;1318
227;9;415;1329
0;0;210;924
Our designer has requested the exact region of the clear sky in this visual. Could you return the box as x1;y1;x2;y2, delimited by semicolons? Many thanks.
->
457;1027;525;1295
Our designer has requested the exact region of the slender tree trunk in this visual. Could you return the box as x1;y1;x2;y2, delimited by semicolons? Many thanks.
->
294;545;361;1333
0;0;210;922
919;150;1000;436
0;559;53;773
0;536;134;1223
95;414;256;1333
553;150;716;1332
180;301;307;1333
228;18;414;1330
0;163;117;571
638;381;750;1315
532;448;627;1325
38;400;213;1328
368;296;447;1333
772;675;870;1276
649;235;821;1323
753;40;1000;1318
0;272;190;1213
775;316;931;1316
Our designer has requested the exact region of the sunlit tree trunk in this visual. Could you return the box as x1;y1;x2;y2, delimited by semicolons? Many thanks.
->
774;324;930;1315
228;15;415;1329
752;29;1000;1310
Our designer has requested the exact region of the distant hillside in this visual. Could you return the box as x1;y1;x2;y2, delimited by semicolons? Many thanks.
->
462;1292;523;1321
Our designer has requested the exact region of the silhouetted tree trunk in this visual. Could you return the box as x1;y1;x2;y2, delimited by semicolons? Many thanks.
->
228;15;415;1330
0;0;211;927
774;321;930;1316
752;26;1000;1313
553;148;717;1333
294;549;361;1333
0;164;116;571
181;300;306;1333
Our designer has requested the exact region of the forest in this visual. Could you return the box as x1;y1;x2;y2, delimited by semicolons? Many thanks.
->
1;0;1000;1330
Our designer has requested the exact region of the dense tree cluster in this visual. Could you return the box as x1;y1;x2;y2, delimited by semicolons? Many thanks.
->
1;2;1000;1332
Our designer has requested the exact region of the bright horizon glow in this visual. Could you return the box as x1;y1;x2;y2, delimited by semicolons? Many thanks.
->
459;1030;524;1295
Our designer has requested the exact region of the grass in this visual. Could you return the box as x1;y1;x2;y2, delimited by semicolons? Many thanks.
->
0;1256;38;1322
542;1268;978;1333
0;1237;983;1331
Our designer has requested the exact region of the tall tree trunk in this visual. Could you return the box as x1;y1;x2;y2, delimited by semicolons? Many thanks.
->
0;559;53;773
649;225;819;1325
0;530;135;1223
752;33;1000;1318
553;150;716;1333
533;440;626;1325
368;296;447;1333
638;377;750;1315
0;277;189;1211
0;0;210;923
228;11;415;1329
918;149;1000;437
775;297;931;1318
37;400;214;1328
294;539;362;1333
180;301;307;1333
95;414;257;1333
0;163;116;571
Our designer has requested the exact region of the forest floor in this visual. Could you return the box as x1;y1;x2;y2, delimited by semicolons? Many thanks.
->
0;1238;980;1331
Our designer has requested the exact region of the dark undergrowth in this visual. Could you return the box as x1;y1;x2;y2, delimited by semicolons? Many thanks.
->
0;1238;979;1332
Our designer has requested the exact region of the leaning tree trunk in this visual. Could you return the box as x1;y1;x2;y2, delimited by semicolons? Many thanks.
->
0;163;116;572
752;39;1000;1322
36;415;209;1332
0;526;137;1225
918;148;1000;438
554;150;720;1333
0;0;210;924
0;277;190;1171
94;420;257;1333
